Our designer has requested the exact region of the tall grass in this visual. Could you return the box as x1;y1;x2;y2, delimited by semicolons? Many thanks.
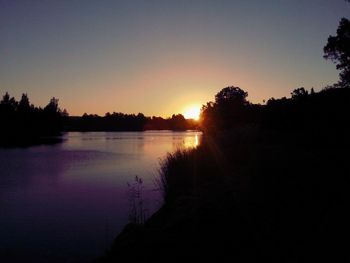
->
156;148;197;204
127;176;148;224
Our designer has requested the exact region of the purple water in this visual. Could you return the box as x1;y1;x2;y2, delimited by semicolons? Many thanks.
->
0;131;201;262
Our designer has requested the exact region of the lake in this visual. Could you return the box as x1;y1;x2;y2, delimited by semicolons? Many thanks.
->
0;131;201;262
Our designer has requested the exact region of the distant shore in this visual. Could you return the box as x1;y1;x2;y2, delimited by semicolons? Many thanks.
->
63;114;199;132
0;130;200;148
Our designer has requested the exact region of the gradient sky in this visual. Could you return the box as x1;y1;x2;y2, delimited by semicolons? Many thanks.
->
1;0;349;117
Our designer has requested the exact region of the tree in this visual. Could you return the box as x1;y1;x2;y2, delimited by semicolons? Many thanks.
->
1;92;10;105
200;86;251;133
215;86;248;106
200;101;216;132
291;87;308;99
170;114;187;130
18;93;30;111
44;97;59;113
0;92;17;111
61;109;69;117
324;18;350;87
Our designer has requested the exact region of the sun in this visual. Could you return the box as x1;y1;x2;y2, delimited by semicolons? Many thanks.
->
183;105;201;120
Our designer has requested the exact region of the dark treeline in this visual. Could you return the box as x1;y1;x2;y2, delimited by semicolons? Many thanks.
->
0;93;66;147
65;113;198;131
201;85;350;138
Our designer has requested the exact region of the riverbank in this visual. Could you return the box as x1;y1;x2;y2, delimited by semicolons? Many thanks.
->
97;92;350;262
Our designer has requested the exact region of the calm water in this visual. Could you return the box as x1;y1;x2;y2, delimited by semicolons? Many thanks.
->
0;131;201;262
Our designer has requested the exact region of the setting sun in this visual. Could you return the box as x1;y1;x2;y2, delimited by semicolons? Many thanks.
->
183;105;201;120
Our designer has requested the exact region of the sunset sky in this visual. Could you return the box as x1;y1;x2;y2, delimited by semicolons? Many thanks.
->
1;0;349;117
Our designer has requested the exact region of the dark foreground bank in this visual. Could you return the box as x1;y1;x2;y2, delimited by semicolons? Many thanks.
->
97;87;350;262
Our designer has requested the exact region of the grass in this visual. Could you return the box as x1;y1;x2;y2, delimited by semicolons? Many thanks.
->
99;122;350;262
127;176;148;225
156;149;197;204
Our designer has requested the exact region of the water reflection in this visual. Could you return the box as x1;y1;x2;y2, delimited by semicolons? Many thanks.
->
0;131;201;262
184;133;200;148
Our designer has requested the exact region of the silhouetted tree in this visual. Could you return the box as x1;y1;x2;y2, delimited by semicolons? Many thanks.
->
215;86;248;106
324;18;350;87
200;102;215;130
170;114;187;130
1;92;11;105
291;87;308;99
200;86;253;133
61;109;69;117
0;92;17;114
18;93;31;112
0;92;65;146
44;97;59;113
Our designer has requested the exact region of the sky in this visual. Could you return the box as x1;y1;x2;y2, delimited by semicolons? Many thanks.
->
0;0;349;117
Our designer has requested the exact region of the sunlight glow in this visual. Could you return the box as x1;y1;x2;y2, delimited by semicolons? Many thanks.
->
183;105;201;120
183;133;201;149
194;134;199;147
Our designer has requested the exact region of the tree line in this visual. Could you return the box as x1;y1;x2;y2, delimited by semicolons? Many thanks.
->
0;92;198;146
66;112;198;131
200;85;350;140
0;93;66;146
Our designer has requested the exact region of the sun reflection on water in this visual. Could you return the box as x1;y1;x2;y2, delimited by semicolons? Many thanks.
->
183;133;201;149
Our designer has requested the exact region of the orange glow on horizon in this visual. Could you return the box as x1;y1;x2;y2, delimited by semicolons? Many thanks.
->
183;105;201;120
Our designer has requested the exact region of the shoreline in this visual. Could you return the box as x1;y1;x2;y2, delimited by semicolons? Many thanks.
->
96;119;350;262
0;130;201;148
